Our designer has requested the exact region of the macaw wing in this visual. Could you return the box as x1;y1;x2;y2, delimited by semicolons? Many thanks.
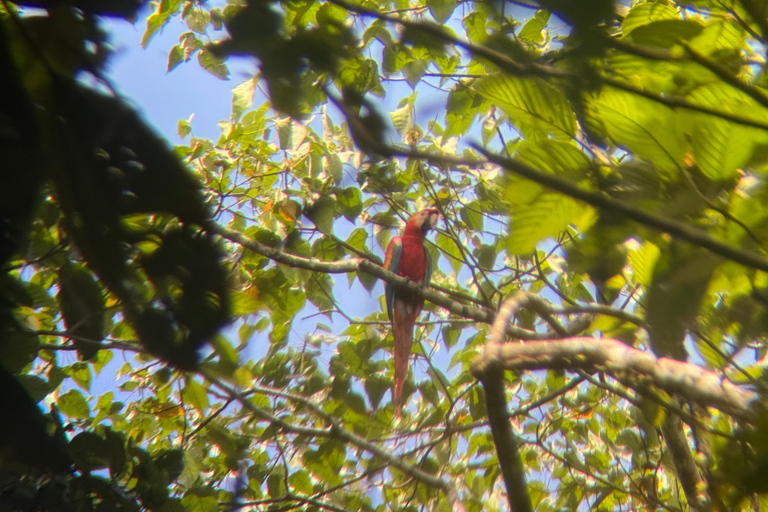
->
383;236;402;321
424;244;432;287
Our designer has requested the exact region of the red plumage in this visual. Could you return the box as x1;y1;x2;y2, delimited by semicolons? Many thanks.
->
384;208;439;415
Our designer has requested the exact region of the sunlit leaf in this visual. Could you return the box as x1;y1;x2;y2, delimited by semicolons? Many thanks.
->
592;88;684;178
58;389;91;419
474;74;576;139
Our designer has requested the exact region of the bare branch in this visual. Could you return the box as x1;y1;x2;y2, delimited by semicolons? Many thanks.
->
661;412;706;512
474;293;546;512
471;336;757;421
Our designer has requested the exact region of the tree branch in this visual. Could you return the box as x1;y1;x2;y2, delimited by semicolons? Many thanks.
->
471;336;757;421
479;366;533;512
473;293;544;512
661;411;706;512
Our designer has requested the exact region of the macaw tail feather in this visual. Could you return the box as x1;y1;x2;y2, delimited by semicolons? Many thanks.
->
393;305;418;416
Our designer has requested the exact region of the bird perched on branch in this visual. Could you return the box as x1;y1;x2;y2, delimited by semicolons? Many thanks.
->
383;208;440;414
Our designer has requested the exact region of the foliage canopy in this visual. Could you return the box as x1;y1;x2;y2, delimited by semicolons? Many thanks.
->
5;0;768;511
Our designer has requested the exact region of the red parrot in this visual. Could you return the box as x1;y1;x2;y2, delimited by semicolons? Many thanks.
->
383;207;440;414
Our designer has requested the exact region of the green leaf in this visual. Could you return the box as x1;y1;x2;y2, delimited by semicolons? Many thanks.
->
628;240;660;287
155;449;185;485
231;290;261;316
463;11;487;43
335;187;362;221
441;325;460;349
69;432;110;471
306;196;336;234
68;362;92;391
436;232;462;274
507;192;597;255
142;0;182;47
179;450;202;488
460;205;483;231
514;139;591;176
197;49;229;79
326;153;343;184
17;374;49;402
232;78;255;121
473;74;576;139
503;140;596;254
519;10;550;45
621;2;678;37
0;330;39;373
182;494;218;512
626;19;704;48
183;378;209;414
692;18;745;59
185;8;210;33
275;117;293;150
445;82;482;136
684;82;768;180
426;0;455;24
644;242;719;359
592;88;683;178
168;44;185;72
390;103;413;136
403;59;429;89
57;262;106;360
289;470;313;494
364;373;388;409
58;389;91;419
178;116;192;138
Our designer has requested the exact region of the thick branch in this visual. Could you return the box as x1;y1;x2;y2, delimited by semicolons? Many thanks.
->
475;294;542;512
480;367;532;512
471;337;757;421
661;412;706;512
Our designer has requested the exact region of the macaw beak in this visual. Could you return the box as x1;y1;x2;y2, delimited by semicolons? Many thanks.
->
426;210;440;231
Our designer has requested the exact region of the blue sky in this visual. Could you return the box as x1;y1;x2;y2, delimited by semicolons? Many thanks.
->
103;12;256;142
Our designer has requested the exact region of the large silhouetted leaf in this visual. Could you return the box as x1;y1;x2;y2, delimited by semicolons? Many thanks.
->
0;365;72;473
57;262;106;360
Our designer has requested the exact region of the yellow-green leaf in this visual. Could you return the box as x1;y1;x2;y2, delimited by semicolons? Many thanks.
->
507;192;596;255
473;74;576;139
622;2;678;37
592;88;683;178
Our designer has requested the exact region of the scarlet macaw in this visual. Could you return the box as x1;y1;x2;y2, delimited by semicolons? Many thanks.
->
383;208;440;413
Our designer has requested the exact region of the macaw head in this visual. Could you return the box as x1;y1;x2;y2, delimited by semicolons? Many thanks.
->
407;207;440;236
